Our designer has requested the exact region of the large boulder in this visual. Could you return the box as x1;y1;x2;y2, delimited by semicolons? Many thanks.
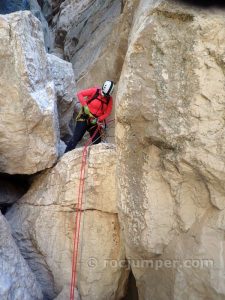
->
0;0;53;52
0;212;43;300
6;144;128;300
116;0;225;299
0;11;60;174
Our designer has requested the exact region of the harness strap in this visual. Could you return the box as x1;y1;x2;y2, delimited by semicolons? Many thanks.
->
86;88;110;105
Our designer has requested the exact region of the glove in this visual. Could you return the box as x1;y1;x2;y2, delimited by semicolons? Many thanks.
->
90;118;98;125
83;105;90;115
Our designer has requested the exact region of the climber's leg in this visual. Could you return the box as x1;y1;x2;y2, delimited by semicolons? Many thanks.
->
65;121;87;152
88;125;101;145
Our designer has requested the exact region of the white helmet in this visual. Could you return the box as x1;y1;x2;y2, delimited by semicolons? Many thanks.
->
102;80;114;96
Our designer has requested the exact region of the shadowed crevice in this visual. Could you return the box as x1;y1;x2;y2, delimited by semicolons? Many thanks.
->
173;0;225;7
0;173;31;214
123;271;139;300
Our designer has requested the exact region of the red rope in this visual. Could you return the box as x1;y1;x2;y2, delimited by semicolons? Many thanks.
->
70;125;101;300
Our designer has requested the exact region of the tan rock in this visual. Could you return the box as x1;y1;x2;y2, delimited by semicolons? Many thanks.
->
30;0;53;51
116;0;225;298
134;211;225;300
6;144;128;300
0;11;60;174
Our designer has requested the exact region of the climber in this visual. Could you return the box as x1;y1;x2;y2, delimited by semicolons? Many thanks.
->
65;80;114;152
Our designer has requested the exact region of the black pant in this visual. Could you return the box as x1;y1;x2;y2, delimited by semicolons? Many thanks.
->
65;120;101;153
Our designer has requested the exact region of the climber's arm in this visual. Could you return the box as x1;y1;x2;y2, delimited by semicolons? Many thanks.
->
77;88;96;106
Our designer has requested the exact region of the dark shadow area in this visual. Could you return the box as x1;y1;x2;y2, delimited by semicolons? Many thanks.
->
37;0;44;9
173;0;225;7
0;173;31;215
123;272;139;300
0;0;30;14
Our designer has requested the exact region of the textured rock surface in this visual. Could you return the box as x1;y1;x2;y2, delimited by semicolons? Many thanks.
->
54;286;80;300
50;0;122;79
0;11;60;174
3;0;225;299
116;0;225;299
0;0;52;52
0;212;43;300
39;0;64;23
6;144;127;300
29;0;52;51
47;53;76;141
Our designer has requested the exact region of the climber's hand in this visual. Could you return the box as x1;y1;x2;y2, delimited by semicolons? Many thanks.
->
83;105;90;115
90;118;98;125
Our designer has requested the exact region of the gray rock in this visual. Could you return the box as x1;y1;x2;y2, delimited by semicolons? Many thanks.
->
0;212;43;300
47;53;76;141
29;0;53;51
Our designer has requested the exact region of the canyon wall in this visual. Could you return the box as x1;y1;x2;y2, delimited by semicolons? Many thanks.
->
116;0;225;299
1;0;225;300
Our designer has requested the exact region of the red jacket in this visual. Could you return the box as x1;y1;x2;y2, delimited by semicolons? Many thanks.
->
77;87;113;122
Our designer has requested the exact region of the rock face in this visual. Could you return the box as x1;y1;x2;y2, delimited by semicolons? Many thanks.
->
75;0;139;145
39;0;64;23
0;0;53;52
29;0;52;51
49;0;122;80
3;0;225;299
6;144;127;300
0;212;43;300
116;0;225;299
47;54;76;141
0;11;60;174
